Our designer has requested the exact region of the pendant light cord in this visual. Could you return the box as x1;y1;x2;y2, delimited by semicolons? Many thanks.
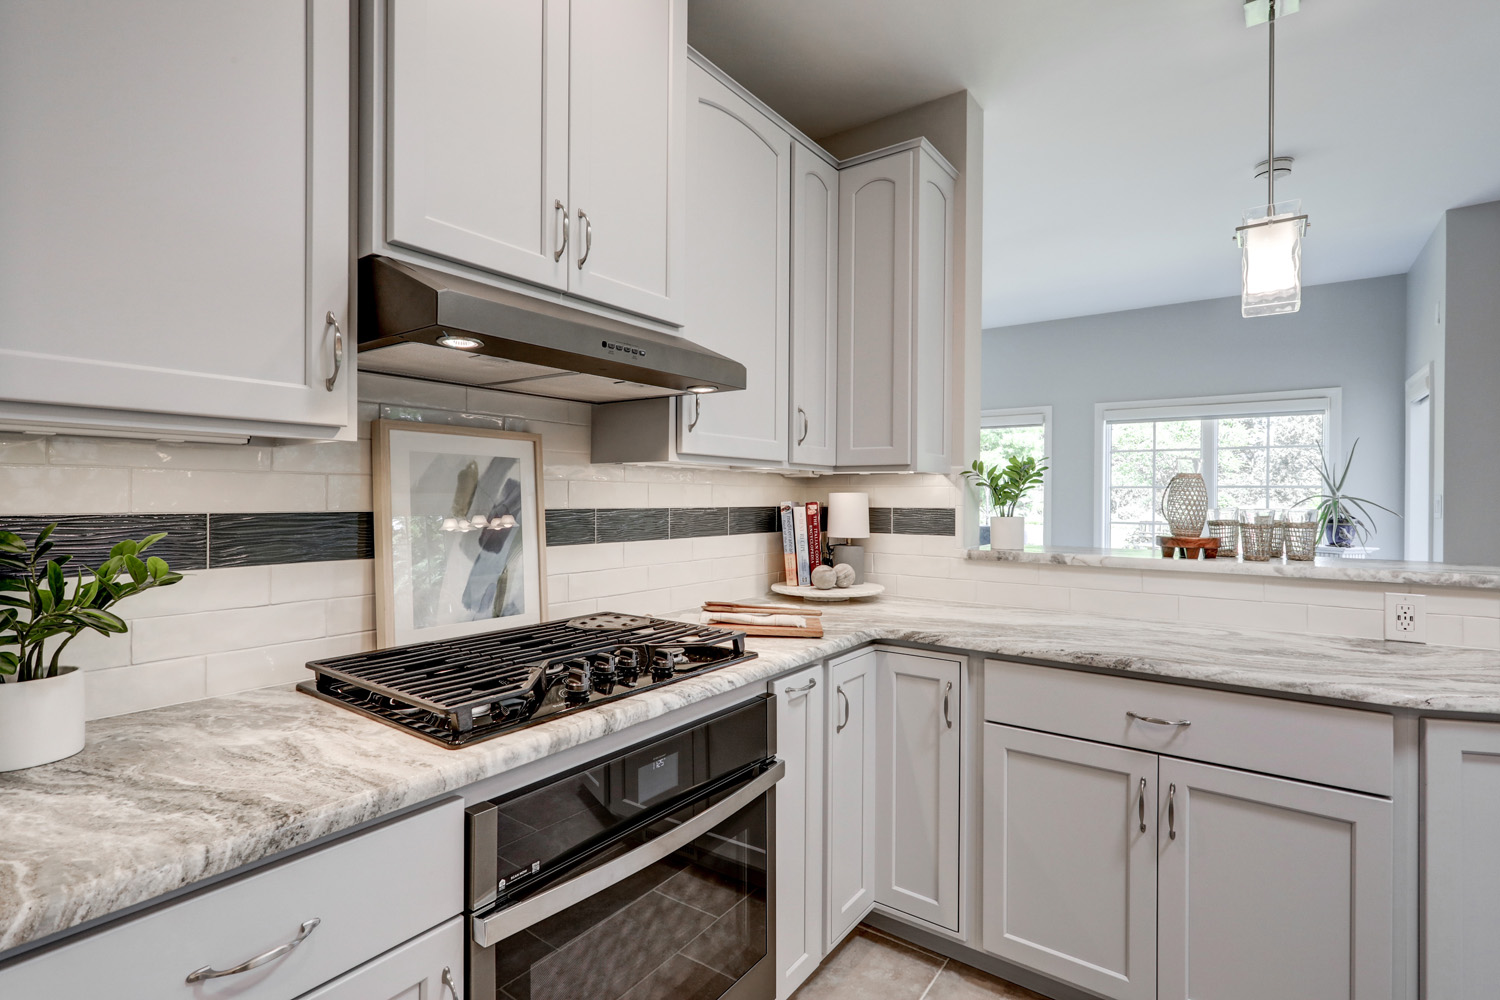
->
1267;0;1277;213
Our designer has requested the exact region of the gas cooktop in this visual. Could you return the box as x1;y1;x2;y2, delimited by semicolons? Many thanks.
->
298;613;756;747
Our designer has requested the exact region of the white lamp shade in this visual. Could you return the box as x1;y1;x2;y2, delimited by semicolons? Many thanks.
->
827;492;870;539
1240;201;1304;318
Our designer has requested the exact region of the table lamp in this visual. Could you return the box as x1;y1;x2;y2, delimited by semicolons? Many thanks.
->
827;492;870;584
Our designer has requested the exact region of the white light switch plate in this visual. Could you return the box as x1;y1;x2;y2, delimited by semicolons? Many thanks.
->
1385;592;1427;643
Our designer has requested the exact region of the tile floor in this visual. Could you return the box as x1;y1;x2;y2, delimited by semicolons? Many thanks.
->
792;925;1049;1000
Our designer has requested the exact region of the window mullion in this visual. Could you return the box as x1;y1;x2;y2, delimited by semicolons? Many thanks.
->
1202;419;1219;509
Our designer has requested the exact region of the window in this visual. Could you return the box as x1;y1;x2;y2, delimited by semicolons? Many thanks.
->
979;407;1050;547
1097;391;1337;549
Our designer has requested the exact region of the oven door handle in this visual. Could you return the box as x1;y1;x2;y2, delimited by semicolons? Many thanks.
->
471;759;783;948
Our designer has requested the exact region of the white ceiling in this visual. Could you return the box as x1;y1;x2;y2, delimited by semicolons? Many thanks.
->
688;0;1500;327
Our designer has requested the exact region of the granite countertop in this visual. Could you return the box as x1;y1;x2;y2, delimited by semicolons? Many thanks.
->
4;595;1500;956
967;544;1500;589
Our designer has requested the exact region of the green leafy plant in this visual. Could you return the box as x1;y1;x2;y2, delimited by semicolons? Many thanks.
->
1293;439;1399;547
963;455;1048;518
0;524;183;683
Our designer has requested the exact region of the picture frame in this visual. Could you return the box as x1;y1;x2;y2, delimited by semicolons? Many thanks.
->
372;420;547;647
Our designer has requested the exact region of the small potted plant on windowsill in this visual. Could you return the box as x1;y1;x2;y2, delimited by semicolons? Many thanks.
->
0;525;183;772
1295;439;1399;549
964;455;1048;550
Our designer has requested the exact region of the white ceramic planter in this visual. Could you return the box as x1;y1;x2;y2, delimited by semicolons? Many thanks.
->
0;667;85;772
989;516;1025;550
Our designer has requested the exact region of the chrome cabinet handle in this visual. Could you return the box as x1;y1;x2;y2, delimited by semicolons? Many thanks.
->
836;685;850;733
686;395;701;431
576;209;592;269
185;917;321;983
1127;710;1192;729
797;407;809;445
553;200;569;262
442;966;460;1000
323;313;343;391
1138;776;1147;833
1168;782;1178;840
784;677;817;697
942;681;953;729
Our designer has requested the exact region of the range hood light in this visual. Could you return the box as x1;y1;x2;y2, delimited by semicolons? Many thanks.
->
436;333;483;350
686;385;717;394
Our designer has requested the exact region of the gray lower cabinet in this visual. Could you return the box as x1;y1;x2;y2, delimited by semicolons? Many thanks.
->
1422;718;1500;1000
825;648;878;949
298;918;463;1000
772;664;826;1000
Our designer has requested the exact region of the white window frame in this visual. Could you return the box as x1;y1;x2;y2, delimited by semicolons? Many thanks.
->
980;405;1053;547
1093;389;1341;547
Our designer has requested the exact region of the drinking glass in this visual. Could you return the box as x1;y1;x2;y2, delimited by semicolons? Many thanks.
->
1205;507;1238;558
1239;509;1278;561
1282;509;1319;561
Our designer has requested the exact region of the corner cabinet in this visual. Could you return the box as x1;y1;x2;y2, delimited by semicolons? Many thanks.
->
772;665;826;1000
825;649;879;949
675;60;790;462
370;0;686;325
836;140;956;473
0;0;354;441
874;649;964;931
789;141;840;468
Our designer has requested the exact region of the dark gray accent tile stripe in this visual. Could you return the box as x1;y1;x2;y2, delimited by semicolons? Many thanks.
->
596;508;669;543
893;507;957;536
729;506;778;535
670;507;728;539
209;513;373;568
868;508;893;534
0;515;208;571
545;509;597;546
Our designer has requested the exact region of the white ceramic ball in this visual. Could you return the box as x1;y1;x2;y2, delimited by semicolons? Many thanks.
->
833;563;856;588
810;564;837;590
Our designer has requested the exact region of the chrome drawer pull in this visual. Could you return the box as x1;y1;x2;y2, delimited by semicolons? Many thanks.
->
1138;776;1147;833
784;677;817;697
943;681;953;729
836;685;850;733
442;966;460;1000
323;313;343;391
1168;782;1178;840
576;209;592;268
185;917;321;983
553;199;569;262
1127;710;1192;728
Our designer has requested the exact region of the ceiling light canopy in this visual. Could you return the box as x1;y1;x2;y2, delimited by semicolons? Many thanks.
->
1236;0;1310;318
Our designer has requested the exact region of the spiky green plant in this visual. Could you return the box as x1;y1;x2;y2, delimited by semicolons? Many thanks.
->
0;524;183;682
1293;439;1399;548
963;455;1048;518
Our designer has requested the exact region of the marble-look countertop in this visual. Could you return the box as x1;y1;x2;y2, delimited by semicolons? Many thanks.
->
968;544;1500;589
4;595;1500;956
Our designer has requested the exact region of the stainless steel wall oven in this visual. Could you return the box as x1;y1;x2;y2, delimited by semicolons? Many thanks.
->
464;697;780;1000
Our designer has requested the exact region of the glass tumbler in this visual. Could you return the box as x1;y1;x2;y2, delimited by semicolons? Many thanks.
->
1205;507;1238;558
1239;509;1278;561
1282;509;1319;561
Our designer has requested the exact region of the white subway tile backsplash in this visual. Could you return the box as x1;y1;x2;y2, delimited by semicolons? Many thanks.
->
68;628;133;670
623;538;697;565
0;465;132;513
546;574;568;604
547;542;624;574
1421;589;1500;618
973;581;1070;612
326;474;373;511
1429;614;1466;647
1306;605;1384;640
467;386;576;424
1070;588;1178;620
131;469;327;513
124;566;272;617
358;372;468;410
1178;596;1307;634
1142;572;1266;601
1038;565;1143;592
649;482;713;507
85;657;207;720
326;595;376;636
271;440;370;475
568;567;650;601
0;434;48;464
569;480;650;509
270;560;373;604
1263;581;1388;610
206;632;374;696
1464;616;1500;650
546;598;599;619
131;601;327;662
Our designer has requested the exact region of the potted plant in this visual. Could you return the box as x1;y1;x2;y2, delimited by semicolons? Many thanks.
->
0;524;183;771
963;455;1048;550
1294;439;1399;548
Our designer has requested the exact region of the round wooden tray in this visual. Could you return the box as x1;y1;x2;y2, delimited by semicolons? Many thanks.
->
770;581;885;602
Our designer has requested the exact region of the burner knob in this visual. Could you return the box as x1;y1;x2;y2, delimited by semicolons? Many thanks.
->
563;669;591;704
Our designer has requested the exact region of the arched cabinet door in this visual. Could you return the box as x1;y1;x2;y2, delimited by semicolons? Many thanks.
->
790;142;840;468
676;61;790;463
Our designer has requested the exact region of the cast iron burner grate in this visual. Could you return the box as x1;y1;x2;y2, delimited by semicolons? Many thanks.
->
297;615;755;747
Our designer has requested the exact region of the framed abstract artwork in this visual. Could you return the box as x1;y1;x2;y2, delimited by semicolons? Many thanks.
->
373;420;547;647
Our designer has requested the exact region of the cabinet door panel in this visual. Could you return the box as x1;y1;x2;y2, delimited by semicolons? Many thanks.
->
676;64;789;461
299;918;463;1000
567;0;685;323
836;153;913;466
825;649;877;949
387;0;568;289
875;650;962;930
772;665;825;1000
0;0;350;434
1157;758;1392;1000
913;155;954;473
789;144;839;467
982;725;1157;1000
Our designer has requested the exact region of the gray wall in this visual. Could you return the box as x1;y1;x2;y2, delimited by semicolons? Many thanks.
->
1442;201;1500;564
1405;217;1446;560
983;275;1409;553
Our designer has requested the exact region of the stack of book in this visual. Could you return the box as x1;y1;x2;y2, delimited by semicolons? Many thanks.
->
778;501;825;587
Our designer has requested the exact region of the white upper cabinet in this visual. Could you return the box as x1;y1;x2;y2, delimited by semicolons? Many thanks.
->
676;61;790;462
0;0;353;440
789;142;840;467
567;0;686;323
386;0;570;289
836;141;955;472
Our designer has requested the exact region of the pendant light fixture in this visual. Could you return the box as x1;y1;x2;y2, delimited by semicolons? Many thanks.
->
1237;0;1310;318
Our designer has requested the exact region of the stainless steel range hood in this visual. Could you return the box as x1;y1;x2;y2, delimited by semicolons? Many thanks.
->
356;255;745;402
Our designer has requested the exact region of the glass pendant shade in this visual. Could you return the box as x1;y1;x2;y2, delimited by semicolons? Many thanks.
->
1239;200;1304;317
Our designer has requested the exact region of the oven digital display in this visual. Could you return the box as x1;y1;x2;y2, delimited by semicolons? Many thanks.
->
637;751;680;804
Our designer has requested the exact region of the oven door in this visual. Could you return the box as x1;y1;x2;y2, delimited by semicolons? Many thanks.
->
468;760;781;1000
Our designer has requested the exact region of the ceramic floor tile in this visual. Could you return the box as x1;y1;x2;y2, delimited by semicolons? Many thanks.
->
792;927;943;1000
922;962;1052;1000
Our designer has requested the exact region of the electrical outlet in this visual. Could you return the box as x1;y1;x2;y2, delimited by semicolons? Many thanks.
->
1385;592;1427;643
